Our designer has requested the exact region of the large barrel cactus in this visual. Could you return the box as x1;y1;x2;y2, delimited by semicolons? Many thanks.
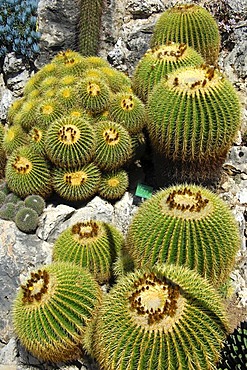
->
150;3;220;65
92;264;229;370
126;184;240;286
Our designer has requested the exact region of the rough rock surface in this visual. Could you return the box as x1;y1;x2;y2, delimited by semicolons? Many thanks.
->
0;0;246;369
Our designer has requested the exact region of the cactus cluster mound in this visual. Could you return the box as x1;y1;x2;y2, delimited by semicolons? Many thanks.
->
0;124;6;178
53;220;125;283
150;3;220;65
126;184;240;286
92;264;229;370
2;50;146;201
132;42;204;102
12;262;102;363
217;320;247;369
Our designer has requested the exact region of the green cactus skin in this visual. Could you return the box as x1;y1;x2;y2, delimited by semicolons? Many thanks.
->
0;180;10;195
126;184;240;286
94;121;133;171
36;98;65;127
2;124;30;156
130;131;147;161
0;202;16;220
99;67;132;94
55;85;79;109
132;42;204;102
217;320;247;370
28;124;47;157
147;65;241;178
78;0;104;56
14;206;39;233
7;98;25;125
12;262;102;363
92;264;229;370
53;220;125;284
85;56;110;69
16;99;40;132
0;191;6;206
150;3;220;65
24;195;46;216
53;51;88;77
0;124;6;178
76;77;111;114
98;169;129;201
108;92;146;134
52;163;101;202
45;116;95;169
4;192;21;204
5;146;52;199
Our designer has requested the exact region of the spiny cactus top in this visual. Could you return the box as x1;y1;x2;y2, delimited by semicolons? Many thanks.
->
126;184;240;286
147;64;241;162
132;42;204;102
92;264;229;370
150;3;220;65
12;262;102;363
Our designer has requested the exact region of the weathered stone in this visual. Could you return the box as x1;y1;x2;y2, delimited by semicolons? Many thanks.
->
112;192;135;234
0;74;13;121
0;338;17;366
127;0;166;18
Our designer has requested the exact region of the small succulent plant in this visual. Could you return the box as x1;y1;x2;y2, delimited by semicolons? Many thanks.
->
12;262;102;362
14;206;39;233
0;202;16;221
91;263;229;370
24;194;46;215
98;169;129;200
2;124;30;156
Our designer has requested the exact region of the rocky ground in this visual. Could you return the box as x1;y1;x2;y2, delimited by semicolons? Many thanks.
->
0;0;246;369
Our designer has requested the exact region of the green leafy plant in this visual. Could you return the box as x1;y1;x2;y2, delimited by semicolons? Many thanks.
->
91;263;229;370
12;262;102;362
14;206;39;233
150;3;220;65
126;184;240;286
53;220;125;283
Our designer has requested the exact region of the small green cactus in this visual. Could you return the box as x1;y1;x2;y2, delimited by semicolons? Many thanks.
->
0;202;16;221
132;42;204;102
24;195;46;215
108;92;146;134
92;264;229;370
5;145;52;199
36;98;65;127
53;220;125;283
98;169;129;200
55;85;79;109
45;115;95;168
78;0;104;56
0;190;6;206
52;163;101;202
2;124;29;156
7;98;25;125
12;262;102;362
150;3;220;65
217;320;247;369
4;192;21;204
28;124;47;156
17;99;40;131
126;184;240;286
94;120;133;171
15;206;39;233
99;66;132;93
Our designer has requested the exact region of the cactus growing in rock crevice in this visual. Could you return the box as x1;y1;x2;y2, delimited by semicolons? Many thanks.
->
126;184;240;286
91;264;229;370
14;206;39;233
150;3;220;65
12;262;102;363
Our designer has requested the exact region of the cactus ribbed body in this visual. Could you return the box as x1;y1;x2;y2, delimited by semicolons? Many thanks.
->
150;4;220;65
2;124;29;156
45;116;95;168
52;163;101;201
93;264;228;370
36;99;65;127
126;184;240;286
133;42;204;102
5;146;52;198
147;65;241;168
15;206;39;233
98;169;129;200
53;220;125;283
24;195;46;215
12;262;102;362
94;121;133;171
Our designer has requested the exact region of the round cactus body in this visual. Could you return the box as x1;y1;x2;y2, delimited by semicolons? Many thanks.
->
99;66;132;93
7;98;26;125
0;190;6;206
36;98;65;127
108;92;146;134
15;206;39;233
147;65;241;166
0;202;16;221
52;163;101;201
132;42;204;102
2;124;29;156
45;116;95;168
53;220;125;283
5;146;52;199
17;99;40;132
94;121;133;171
126;184;240;286
24;195;46;215
92;264;229;370
28;124;47;156
55;85;79;109
150;4;220;65
98;169;129;200
85;56;110;69
12;262;102;362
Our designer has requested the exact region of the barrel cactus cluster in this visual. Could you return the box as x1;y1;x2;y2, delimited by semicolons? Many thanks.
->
2;50;147;202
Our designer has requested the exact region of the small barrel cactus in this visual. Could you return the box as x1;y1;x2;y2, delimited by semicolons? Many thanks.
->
24;195;46;215
15;206;39;233
2;124;30;156
217;320;247;369
98;169;129;200
150;3;220;65
12;262;102;363
53;220;125;283
126;184;240;286
0;202;16;221
132;42;204;102
92;264;229;370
